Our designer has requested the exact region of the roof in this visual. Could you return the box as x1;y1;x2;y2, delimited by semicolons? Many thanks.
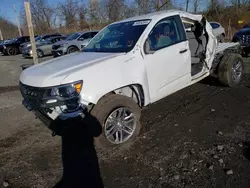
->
47;36;66;40
113;9;202;24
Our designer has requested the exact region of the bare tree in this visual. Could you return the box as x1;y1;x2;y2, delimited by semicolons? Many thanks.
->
155;0;172;11
58;0;79;30
0;16;19;39
193;0;201;13
29;0;54;34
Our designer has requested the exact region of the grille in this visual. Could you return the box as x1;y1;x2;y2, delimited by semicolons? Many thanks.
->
20;82;46;109
52;45;60;50
20;82;45;99
240;35;250;45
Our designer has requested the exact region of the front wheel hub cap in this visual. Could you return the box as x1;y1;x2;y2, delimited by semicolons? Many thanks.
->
104;107;136;144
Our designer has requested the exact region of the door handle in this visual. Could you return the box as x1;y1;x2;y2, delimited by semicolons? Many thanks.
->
179;49;188;54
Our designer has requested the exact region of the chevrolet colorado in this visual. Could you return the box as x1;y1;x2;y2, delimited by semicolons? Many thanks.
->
19;10;244;148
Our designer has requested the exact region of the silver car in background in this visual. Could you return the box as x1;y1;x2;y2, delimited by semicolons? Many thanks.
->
51;30;99;57
22;36;66;58
19;33;62;53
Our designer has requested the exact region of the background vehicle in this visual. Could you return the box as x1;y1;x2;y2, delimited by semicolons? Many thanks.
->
209;21;225;42
19;33;62;53
232;25;250;57
20;10;244;149
51;31;98;57
0;38;14;53
243;24;250;28
2;36;30;55
23;36;66;58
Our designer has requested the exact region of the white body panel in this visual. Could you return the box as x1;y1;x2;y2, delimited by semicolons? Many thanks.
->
20;10;220;108
143;41;191;102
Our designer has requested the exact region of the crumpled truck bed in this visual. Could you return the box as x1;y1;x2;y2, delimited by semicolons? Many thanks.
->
215;42;240;54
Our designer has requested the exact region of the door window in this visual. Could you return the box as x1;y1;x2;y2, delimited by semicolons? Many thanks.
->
147;15;186;51
78;33;92;41
210;22;220;29
91;32;98;38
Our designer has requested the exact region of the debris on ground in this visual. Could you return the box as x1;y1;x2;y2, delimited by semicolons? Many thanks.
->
3;181;9;187
217;145;224;151
173;175;180;180
174;124;179;127
213;155;219;159
208;165;214;170
219;159;224;164
211;109;216;112
217;131;223;135
238;143;243;148
226;169;234;175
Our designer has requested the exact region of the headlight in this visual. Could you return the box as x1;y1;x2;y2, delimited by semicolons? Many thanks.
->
44;81;83;99
3;45;6;49
59;43;67;47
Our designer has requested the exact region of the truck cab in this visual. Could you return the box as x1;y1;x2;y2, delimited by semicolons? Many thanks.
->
19;10;244;148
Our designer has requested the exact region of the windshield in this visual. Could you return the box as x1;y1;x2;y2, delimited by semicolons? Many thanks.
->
41;38;52;45
83;19;150;53
66;32;81;41
35;36;42;42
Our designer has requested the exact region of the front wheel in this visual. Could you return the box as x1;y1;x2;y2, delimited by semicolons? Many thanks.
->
67;46;79;54
218;53;244;87
7;47;17;56
37;49;44;58
90;94;142;149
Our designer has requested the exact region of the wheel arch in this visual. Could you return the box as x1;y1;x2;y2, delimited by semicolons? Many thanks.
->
67;45;79;52
93;84;146;109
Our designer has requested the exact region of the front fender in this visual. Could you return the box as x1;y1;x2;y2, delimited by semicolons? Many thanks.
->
61;51;150;106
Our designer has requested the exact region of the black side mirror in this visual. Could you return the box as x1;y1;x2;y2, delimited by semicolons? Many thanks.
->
78;37;84;41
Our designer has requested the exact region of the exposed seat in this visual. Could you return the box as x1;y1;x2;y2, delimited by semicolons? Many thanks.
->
186;32;206;64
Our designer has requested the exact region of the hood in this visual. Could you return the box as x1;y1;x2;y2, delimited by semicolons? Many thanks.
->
235;28;250;35
20;52;124;87
20;42;30;47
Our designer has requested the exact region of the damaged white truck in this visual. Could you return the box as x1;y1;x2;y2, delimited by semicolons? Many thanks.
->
20;10;244;148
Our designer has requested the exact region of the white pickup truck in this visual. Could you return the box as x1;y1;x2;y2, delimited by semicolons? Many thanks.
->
20;10;244;148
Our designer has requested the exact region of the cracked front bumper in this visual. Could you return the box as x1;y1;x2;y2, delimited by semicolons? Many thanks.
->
22;97;86;121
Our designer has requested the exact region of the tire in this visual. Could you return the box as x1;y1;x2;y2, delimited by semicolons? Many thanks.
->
90;94;142;149
37;49;44;58
218;53;244;87
7;47;17;56
67;46;79;54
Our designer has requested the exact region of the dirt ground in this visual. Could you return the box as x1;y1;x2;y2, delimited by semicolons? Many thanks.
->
0;54;250;188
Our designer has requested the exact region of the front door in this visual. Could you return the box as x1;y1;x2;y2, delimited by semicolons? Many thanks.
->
144;15;192;103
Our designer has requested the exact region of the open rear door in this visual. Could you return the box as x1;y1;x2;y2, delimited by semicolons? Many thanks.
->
180;12;217;78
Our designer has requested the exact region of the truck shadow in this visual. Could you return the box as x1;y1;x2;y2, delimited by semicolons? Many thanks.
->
199;76;226;87
242;142;250;162
51;115;104;188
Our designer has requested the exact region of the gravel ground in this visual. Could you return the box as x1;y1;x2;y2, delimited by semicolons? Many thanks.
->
0;55;250;188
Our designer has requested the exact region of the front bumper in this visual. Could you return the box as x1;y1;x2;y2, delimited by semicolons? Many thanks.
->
20;82;87;131
22;50;32;58
52;48;67;57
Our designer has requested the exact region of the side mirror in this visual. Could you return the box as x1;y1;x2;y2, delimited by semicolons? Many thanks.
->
144;38;155;54
78;37;84;41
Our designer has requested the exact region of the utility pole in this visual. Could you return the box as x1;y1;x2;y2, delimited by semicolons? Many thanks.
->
186;0;189;12
0;29;3;40
24;1;38;65
13;4;22;37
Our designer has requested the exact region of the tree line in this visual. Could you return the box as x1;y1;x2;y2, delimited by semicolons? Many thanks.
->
1;0;250;39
